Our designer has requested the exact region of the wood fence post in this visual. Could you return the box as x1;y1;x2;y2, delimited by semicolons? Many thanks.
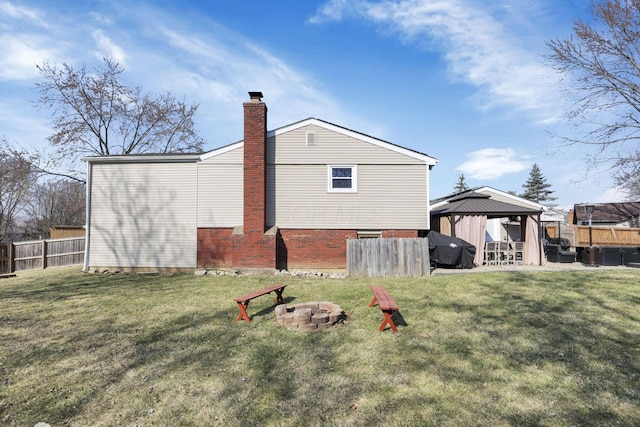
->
42;240;48;269
9;243;14;273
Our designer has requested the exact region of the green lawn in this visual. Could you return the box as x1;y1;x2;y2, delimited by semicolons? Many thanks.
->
1;267;639;426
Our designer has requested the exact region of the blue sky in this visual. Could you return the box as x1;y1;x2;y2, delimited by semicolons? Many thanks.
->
0;0;628;209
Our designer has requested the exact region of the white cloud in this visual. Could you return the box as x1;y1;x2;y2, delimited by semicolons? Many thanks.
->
456;148;529;179
0;1;58;80
0;34;56;80
143;21;345;131
92;29;127;65
90;12;114;26
308;0;360;23
0;1;48;27
310;0;563;122
0;1;356;151
592;187;629;203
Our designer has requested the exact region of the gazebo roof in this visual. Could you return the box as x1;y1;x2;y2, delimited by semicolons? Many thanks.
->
430;192;542;218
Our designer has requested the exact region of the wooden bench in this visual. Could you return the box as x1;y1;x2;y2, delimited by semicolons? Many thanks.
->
369;285;400;332
234;284;287;323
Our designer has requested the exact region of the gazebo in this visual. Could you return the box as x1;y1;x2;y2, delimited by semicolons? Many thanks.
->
430;192;544;266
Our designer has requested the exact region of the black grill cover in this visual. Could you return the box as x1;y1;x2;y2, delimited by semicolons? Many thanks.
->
427;231;476;269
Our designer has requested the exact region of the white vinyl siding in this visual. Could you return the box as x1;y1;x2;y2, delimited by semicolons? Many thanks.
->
197;147;243;227
306;131;316;146
265;123;430;229
268;125;425;165
88;162;197;269
267;163;428;229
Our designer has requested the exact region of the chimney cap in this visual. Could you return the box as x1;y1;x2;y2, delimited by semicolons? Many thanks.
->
248;91;263;102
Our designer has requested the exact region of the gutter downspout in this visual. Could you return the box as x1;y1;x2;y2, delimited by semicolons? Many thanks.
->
83;160;92;271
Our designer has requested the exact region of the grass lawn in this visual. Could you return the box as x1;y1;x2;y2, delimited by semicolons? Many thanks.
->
1;267;639;426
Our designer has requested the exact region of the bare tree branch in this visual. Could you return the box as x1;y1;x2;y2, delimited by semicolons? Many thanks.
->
34;57;205;180
546;0;640;198
0;144;37;241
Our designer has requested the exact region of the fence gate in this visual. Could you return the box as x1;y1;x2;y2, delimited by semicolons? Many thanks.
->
347;237;430;277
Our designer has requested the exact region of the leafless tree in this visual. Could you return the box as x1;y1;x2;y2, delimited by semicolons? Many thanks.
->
35;57;204;181
0;145;36;241
23;179;86;239
546;0;640;198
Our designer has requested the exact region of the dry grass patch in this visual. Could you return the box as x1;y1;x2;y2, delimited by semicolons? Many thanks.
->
1;267;639;426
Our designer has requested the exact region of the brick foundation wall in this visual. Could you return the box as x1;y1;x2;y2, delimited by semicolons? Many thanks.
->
197;228;277;269
278;229;357;270
280;229;419;270
198;228;418;270
197;228;235;268
233;231;277;269
381;230;419;238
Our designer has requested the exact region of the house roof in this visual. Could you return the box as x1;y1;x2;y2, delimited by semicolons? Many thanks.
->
270;118;438;165
573;202;640;224
430;191;542;218
82;153;201;163
202;117;439;164
83;117;439;166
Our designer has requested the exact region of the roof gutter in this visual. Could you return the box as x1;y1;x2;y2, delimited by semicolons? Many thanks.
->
83;160;92;271
81;154;201;164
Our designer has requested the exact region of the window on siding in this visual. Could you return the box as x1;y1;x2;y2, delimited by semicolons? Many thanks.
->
328;165;357;193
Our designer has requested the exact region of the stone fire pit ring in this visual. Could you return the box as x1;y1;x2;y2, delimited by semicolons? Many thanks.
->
275;301;347;331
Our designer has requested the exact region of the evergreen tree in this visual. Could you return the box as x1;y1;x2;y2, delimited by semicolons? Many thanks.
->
454;174;469;192
521;163;556;204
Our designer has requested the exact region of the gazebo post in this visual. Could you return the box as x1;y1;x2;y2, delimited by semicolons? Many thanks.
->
450;214;456;237
538;213;543;266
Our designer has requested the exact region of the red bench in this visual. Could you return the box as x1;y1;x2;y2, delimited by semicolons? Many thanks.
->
369;285;400;332
234;284;287;323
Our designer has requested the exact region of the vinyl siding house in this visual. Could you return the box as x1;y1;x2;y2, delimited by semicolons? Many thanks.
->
83;92;438;272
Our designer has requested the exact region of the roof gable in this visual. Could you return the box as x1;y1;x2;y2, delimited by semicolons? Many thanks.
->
199;142;242;161
271;118;437;165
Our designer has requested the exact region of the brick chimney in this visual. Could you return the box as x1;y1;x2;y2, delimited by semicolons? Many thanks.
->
243;91;267;234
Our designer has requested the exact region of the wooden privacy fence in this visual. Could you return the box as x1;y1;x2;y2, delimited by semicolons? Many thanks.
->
0;237;85;274
347;237;430;277
575;226;640;247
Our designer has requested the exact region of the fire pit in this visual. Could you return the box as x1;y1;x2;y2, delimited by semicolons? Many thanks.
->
275;301;347;331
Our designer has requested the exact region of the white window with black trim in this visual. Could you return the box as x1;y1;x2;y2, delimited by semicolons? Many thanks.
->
328;165;357;193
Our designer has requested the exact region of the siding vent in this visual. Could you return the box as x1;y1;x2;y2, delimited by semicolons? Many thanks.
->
306;131;316;146
357;230;382;239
